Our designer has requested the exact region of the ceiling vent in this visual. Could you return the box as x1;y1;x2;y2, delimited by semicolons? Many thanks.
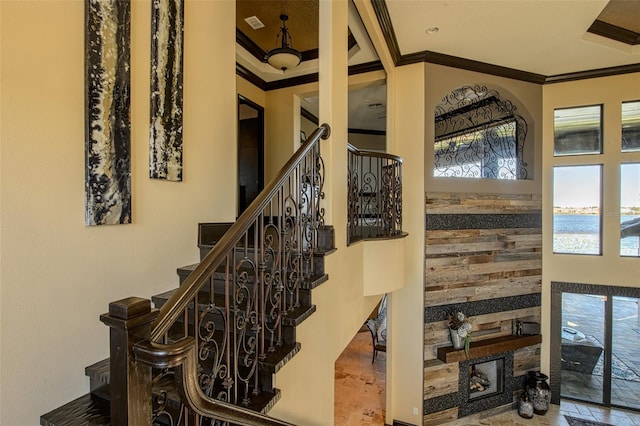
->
244;16;265;30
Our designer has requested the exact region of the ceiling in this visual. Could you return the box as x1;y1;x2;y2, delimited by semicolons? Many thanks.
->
384;0;640;77
236;0;640;132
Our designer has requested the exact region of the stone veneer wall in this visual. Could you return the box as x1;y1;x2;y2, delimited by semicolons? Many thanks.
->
423;192;542;425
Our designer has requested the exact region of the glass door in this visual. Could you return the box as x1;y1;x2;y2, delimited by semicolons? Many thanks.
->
612;296;640;410
560;290;640;411
561;293;605;404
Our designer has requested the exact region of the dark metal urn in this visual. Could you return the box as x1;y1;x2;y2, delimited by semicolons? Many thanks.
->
525;371;551;415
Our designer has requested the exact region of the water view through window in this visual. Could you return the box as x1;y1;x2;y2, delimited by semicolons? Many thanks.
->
620;163;640;257
553;164;639;256
553;165;602;255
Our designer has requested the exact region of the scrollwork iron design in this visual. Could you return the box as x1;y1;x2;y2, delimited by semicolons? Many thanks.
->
144;126;328;424
347;145;403;244
434;85;528;180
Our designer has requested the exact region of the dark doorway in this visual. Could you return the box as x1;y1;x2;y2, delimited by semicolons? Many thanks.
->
237;96;264;216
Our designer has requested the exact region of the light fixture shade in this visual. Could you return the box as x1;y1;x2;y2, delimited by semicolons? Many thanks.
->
267;47;302;71
265;12;302;72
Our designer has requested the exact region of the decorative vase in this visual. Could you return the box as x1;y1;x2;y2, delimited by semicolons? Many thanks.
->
525;371;551;415
450;328;464;349
518;391;534;419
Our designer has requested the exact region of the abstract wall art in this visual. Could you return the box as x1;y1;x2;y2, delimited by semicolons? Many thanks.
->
149;0;184;181
85;0;132;226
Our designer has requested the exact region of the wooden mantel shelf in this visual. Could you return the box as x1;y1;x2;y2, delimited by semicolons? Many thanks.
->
437;334;542;363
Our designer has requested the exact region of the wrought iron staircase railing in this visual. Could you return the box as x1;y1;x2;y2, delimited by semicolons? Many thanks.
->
41;124;410;425
116;124;330;425
347;143;403;245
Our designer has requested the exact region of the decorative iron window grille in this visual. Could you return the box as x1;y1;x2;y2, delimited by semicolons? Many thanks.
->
434;85;528;180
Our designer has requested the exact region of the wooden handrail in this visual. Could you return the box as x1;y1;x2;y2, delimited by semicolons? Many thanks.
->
347;143;403;163
134;338;295;426
149;123;330;342
134;124;330;424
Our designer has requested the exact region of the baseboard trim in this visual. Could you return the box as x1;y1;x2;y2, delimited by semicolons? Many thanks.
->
392;421;417;426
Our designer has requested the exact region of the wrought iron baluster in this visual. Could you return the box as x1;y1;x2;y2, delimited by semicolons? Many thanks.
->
135;124;329;426
347;144;403;244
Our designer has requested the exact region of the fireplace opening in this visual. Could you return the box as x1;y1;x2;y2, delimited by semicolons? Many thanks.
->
469;358;505;401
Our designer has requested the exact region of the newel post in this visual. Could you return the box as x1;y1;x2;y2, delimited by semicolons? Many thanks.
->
100;297;159;425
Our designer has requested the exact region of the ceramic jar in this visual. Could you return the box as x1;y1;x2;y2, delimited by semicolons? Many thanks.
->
518;391;534;419
525;371;551;415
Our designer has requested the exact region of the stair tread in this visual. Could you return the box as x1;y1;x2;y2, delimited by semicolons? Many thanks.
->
40;393;110;426
82;360;283;415
176;261;329;290
152;288;318;327
86;340;300;385
45;220;333;423
41;382;281;422
85;358;110;384
261;342;301;373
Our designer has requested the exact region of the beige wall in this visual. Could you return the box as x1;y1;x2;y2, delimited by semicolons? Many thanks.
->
264;83;318;181
237;76;266;108
268;1;385;423
0;0;237;423
301;114;317;143
347;132;386;151
353;0;427;423
541;72;640;376
347;69;387;151
387;63;429;425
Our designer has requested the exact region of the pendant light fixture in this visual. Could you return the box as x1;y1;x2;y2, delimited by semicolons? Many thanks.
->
265;13;302;72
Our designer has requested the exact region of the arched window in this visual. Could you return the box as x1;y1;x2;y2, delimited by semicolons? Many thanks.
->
434;85;529;180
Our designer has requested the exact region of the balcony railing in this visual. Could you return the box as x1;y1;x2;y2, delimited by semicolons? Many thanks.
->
347;144;403;245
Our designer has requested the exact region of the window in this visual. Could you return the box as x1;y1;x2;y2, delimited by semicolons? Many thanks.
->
554;105;602;156
622;101;640;153
620;163;640;257
434;119;517;179
434;85;528;180
553;165;602;255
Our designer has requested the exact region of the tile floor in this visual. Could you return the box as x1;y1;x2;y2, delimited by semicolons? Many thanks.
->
450;400;640;425
335;328;386;425
334;326;640;426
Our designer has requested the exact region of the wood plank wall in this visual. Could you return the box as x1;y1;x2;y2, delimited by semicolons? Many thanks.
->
424;192;542;424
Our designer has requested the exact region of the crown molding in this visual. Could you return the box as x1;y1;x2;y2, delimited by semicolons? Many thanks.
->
348;30;358;51
370;0;402;65
301;107;319;125
544;63;640;84
348;128;386;136
301;48;319;62
237;61;385;91
236;61;317;92
371;0;640;85
588;20;640;46
264;73;319;91
237;29;318;65
236;29;266;63
349;60;384;75
370;0;544;84
236;63;267;91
